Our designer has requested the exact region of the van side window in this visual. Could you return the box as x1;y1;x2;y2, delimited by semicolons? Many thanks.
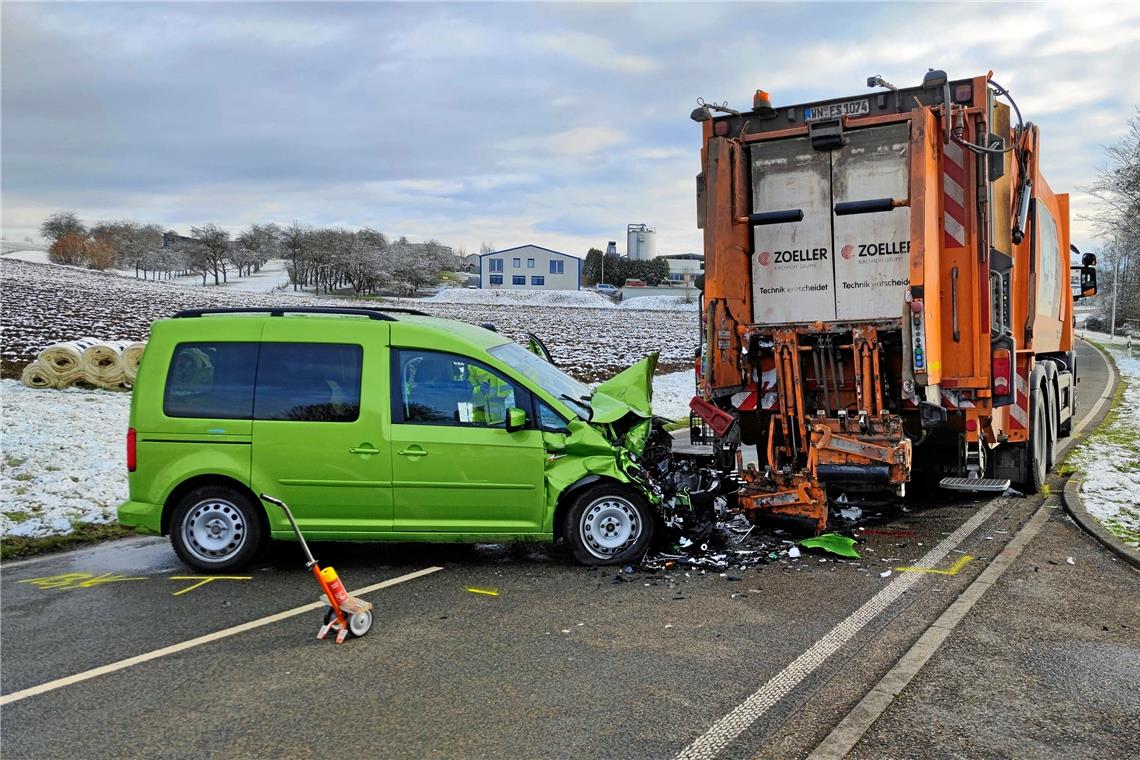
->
255;343;363;422
164;343;259;419
394;350;524;427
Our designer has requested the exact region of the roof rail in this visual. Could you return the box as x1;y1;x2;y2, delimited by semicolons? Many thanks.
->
171;306;428;321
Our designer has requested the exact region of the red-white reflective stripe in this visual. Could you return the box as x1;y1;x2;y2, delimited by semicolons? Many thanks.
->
1009;368;1030;430
943;141;966;248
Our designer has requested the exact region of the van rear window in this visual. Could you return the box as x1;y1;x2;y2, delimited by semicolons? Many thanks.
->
254;343;362;422
164;343;259;419
163;342;363;422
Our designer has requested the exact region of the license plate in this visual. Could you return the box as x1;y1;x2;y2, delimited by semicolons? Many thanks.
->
804;99;870;121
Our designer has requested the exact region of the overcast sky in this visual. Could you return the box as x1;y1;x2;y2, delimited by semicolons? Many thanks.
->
3;1;1138;256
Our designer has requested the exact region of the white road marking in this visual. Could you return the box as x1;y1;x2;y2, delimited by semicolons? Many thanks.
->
806;499;1057;760
676;339;1114;760
0;566;443;706
673;502;1003;760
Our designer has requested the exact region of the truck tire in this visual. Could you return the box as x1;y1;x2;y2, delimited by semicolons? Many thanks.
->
1059;354;1076;438
564;483;654;566
1022;391;1049;495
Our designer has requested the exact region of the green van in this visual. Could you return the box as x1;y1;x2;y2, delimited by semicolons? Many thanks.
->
118;307;665;572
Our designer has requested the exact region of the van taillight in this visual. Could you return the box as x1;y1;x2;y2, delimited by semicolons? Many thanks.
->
992;350;1012;396
127;427;137;472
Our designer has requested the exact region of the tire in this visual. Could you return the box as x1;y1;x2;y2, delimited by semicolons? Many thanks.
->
170;485;264;572
1024;391;1048;495
563;483;655;566
1044;383;1058;470
324;606;374;638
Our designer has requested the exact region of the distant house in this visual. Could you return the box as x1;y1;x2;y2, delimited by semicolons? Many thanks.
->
659;253;704;285
463;253;480;271
162;232;199;249
479;245;581;290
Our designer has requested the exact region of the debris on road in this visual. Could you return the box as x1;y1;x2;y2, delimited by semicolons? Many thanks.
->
465;587;500;596
799;533;861;559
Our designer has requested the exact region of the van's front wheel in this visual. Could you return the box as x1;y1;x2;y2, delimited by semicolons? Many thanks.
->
171;486;263;572
564;484;654;566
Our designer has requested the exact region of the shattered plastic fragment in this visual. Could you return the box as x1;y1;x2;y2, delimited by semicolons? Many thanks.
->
1066;556;1075;565
880;569;892;578
839;506;863;521
799;533;861;559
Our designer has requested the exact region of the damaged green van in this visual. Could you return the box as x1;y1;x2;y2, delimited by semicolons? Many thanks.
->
118;307;665;572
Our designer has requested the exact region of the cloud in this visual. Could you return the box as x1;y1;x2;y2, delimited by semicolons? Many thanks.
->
526;31;657;74
2;1;1137;258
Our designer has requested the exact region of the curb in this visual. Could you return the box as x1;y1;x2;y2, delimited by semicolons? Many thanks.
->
1062;477;1140;570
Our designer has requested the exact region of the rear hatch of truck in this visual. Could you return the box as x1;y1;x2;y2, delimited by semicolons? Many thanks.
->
749;122;911;325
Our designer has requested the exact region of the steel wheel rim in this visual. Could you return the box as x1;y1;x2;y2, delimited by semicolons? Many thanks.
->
181;498;247;564
580;496;641;559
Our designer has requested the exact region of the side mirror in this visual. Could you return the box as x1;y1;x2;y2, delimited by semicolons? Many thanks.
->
1071;265;1097;299
506;407;527;433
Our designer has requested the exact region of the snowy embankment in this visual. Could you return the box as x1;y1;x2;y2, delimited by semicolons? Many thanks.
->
426;287;616;308
618;295;699;311
1068;340;1140;547
1;380;130;538
0;370;695;538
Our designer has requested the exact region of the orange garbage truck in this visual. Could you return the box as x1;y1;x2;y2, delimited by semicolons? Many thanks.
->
689;69;1098;533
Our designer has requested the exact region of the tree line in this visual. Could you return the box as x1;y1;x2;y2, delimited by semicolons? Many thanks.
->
581;248;671;287
38;212;454;296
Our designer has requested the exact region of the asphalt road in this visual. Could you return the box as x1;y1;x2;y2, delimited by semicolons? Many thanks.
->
2;340;1135;760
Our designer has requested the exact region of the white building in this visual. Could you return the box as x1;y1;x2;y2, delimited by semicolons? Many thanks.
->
479;245;581;290
659;253;704;285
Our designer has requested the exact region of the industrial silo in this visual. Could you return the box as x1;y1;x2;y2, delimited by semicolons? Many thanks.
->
626;224;656;261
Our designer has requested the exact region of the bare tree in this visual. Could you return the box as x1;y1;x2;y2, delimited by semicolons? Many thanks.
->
40;211;86;243
189;224;232;285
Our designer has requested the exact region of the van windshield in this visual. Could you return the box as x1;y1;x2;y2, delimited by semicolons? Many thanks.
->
488;342;593;420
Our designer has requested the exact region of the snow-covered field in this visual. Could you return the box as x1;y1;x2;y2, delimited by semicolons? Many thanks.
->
1;381;130;538
619;295;699;311
1068;340;1140;547
426;286;616;309
1;258;697;382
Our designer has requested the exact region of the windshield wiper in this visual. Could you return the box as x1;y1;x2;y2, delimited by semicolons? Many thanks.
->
560;393;593;421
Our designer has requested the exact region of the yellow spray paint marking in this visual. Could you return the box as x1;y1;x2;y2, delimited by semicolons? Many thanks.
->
18;572;148;590
169;576;252;596
465;587;499;596
895;555;974;576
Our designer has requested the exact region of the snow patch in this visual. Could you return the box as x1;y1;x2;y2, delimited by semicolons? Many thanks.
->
0;380;131;538
426;287;616;309
618;295;700;311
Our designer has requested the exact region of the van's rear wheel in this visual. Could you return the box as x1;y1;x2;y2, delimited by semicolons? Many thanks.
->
171;485;263;572
564;483;654;566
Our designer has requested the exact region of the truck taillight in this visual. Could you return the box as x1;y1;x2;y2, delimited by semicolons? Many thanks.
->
127;427;137;472
992;349;1012;396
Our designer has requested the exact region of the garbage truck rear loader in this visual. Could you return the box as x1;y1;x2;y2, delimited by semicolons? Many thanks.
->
690;70;1098;533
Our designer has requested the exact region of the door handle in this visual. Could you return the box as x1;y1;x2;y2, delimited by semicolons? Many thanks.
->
348;444;381;455
397;445;428;457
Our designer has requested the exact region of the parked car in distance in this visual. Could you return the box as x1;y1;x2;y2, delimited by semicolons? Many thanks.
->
119;307;660;572
595;283;618;295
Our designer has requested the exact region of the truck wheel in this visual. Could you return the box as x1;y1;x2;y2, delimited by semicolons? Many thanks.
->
170;485;264;572
564;483;654;566
1023;391;1048;495
1044;383;1058;470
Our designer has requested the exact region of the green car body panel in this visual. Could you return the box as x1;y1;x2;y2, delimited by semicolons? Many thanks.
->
117;310;658;549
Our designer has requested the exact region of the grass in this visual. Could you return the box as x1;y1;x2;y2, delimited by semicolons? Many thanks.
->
0;523;134;562
1064;343;1140;546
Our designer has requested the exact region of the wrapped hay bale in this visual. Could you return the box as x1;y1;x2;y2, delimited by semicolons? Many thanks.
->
21;361;56;389
122;342;147;382
38;334;98;378
82;341;133;388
